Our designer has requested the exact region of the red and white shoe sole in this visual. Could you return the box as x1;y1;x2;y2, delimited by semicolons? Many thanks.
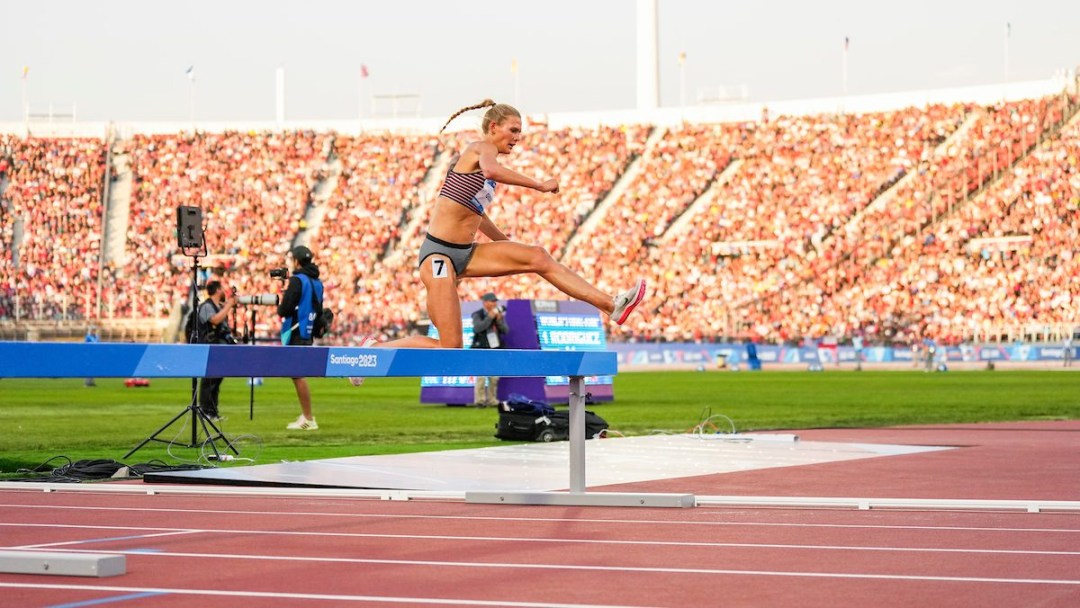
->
615;280;647;325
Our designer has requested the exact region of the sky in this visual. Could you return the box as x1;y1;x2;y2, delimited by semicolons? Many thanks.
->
4;0;1079;123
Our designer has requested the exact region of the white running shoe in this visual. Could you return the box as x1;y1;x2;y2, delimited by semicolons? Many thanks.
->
286;414;318;430
348;336;379;387
611;279;647;325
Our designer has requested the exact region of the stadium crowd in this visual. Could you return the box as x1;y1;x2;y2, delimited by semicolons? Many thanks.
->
0;135;105;320
308;132;439;342
1;92;1077;347
115;130;332;317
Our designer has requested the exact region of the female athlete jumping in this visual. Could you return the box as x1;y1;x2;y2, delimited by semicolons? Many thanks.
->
383;99;646;349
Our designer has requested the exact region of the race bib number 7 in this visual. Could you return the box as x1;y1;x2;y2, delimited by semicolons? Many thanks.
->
431;257;449;278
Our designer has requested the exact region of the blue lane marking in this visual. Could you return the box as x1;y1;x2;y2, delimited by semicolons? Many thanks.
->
48;592;167;608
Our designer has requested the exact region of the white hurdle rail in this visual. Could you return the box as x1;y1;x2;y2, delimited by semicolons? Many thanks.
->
0;342;695;508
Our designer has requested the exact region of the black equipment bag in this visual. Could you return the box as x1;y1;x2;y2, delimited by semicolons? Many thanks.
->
548;410;609;440
494;395;608;442
495;410;555;442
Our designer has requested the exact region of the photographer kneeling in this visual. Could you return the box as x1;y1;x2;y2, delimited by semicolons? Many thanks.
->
197;280;237;421
277;245;326;430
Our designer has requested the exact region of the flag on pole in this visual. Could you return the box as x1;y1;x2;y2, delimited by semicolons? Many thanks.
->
21;66;29;80
185;65;195;81
510;59;518;74
678;51;686;65
844;36;850;51
360;64;369;79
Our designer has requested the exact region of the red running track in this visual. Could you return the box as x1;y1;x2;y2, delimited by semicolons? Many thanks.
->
1;422;1078;607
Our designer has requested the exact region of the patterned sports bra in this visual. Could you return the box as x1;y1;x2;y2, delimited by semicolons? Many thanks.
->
438;161;496;215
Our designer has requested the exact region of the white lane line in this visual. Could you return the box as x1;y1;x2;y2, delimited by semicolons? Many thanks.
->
3;550;1080;586
2;503;1078;534
12;529;199;549
3;522;1078;557
0;582;649;608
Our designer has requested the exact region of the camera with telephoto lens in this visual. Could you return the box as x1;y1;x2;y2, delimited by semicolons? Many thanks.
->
269;267;289;280
236;293;279;306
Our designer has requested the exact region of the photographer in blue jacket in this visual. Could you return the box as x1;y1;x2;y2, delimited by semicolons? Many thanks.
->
277;245;325;430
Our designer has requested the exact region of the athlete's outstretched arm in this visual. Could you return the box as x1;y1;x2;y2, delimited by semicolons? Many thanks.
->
477;142;559;193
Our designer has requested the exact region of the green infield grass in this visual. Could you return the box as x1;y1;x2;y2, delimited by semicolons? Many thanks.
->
0;370;1076;477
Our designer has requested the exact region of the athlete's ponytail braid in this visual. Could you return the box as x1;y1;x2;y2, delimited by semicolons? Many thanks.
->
439;99;497;134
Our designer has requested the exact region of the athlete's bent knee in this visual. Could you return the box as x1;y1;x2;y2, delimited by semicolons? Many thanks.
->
526;245;556;273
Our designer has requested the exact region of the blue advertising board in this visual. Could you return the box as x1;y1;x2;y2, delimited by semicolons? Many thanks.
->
608;341;1078;368
419;299;615;405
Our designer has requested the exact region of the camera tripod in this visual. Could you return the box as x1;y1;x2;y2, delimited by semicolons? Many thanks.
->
125;207;240;461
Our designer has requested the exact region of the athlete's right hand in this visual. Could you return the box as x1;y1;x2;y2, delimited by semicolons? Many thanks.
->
538;179;560;194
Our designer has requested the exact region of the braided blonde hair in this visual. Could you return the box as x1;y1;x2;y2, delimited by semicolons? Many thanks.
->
439;99;521;135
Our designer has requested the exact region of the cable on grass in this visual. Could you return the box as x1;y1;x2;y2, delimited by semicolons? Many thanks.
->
52;459;127;480
7;457;206;482
15;455;74;476
13;457;122;482
690;407;751;442
165;412;201;465
198;433;263;465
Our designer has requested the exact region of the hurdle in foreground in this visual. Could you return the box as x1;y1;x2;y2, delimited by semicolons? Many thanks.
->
0;341;694;508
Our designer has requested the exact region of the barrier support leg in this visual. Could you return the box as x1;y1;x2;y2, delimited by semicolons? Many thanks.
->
568;375;586;493
467;375;696;508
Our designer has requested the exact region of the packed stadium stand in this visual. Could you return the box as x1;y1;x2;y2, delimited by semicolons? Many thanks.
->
1;81;1077;347
1;136;106;320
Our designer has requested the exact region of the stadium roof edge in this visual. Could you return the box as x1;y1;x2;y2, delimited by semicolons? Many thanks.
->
0;74;1073;138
